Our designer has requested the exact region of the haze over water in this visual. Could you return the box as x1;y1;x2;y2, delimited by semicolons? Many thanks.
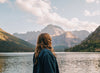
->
0;52;100;73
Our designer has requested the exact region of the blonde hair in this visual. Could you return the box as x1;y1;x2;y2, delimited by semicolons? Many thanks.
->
34;33;56;64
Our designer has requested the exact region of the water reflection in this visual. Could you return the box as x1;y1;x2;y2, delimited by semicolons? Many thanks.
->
0;53;100;73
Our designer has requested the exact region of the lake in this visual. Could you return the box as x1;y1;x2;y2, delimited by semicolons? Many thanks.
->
0;52;100;73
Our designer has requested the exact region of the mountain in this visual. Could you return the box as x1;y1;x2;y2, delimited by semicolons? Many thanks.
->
13;24;89;52
14;31;40;45
0;28;35;52
71;30;89;40
65;26;100;52
53;32;81;51
41;24;65;37
14;24;65;45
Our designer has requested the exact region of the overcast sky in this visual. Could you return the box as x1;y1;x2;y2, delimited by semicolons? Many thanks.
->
0;0;100;34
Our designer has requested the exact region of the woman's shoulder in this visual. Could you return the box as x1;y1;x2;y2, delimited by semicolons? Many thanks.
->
39;48;53;58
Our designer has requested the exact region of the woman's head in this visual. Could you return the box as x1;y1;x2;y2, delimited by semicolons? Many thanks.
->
37;33;52;49
34;33;56;64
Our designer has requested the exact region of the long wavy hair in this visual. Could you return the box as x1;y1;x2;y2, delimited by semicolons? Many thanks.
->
34;33;56;65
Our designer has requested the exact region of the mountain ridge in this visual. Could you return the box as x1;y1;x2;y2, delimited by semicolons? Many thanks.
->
13;24;89;52
65;26;100;52
41;24;65;37
53;31;81;51
0;28;35;52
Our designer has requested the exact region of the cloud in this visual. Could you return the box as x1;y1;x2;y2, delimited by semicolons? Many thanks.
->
64;17;99;32
0;0;13;8
85;0;100;17
16;0;51;17
84;10;100;16
16;0;69;25
0;0;7;3
71;18;99;32
53;6;58;10
86;0;100;4
16;0;99;32
84;10;91;16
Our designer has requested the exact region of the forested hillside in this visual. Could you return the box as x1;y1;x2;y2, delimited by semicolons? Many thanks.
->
0;28;35;52
65;26;100;52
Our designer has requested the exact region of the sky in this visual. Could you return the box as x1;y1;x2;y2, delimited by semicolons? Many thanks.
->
0;0;100;34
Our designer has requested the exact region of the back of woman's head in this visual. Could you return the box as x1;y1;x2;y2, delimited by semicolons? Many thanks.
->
34;33;56;64
37;33;52;49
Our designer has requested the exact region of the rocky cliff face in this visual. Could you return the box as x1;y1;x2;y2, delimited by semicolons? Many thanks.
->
52;32;81;51
41;24;65;37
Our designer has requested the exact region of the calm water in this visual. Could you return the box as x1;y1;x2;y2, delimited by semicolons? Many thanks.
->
0;52;100;73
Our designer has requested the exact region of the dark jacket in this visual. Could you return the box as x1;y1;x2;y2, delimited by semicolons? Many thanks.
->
33;48;59;73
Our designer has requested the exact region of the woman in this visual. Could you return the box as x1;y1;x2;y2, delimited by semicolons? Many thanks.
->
33;33;59;73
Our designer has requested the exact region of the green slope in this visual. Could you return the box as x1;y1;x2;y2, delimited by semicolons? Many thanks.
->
65;26;100;52
0;28;35;52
